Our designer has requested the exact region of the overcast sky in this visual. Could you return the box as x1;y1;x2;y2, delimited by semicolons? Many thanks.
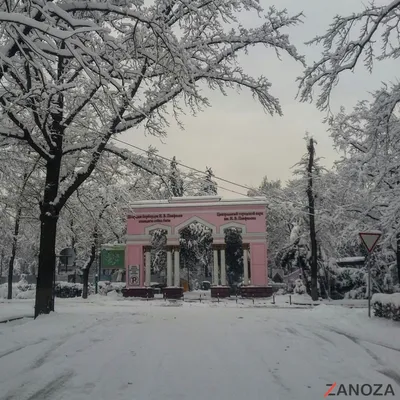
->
119;0;397;198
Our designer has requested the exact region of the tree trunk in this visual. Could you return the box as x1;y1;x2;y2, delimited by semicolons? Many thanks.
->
82;228;98;299
7;206;22;299
35;211;59;317
34;161;62;318
306;138;319;301
397;233;400;285
82;268;90;299
0;250;4;281
299;255;311;296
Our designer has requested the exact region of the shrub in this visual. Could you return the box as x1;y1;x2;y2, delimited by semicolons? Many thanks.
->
98;281;125;296
54;282;83;298
372;293;400;322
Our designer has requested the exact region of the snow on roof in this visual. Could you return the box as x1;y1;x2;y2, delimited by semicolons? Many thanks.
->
336;257;365;263
101;244;125;250
128;196;267;209
170;196;221;203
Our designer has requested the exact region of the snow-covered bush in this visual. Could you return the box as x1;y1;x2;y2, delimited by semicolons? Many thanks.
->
335;268;366;297
16;290;36;299
54;282;83;298
106;290;123;300
0;284;8;299
344;288;366;300
0;282;35;299
16;275;32;292
372;293;400;321
293;279;306;294
0;281;126;299
98;281;125;296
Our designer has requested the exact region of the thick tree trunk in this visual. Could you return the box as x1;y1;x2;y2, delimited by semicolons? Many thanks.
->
306;138;319;301
35;211;59;317
7;206;22;299
34;161;61;318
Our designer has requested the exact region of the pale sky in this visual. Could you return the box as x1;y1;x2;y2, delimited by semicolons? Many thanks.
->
119;0;397;198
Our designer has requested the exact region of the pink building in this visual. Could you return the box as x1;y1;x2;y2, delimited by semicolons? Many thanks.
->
124;196;271;298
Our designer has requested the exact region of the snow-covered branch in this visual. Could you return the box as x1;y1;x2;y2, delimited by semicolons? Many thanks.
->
298;0;400;110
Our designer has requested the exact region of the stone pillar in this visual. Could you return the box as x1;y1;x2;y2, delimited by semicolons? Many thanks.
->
243;246;249;285
220;247;226;286
213;248;219;285
174;248;180;287
166;248;173;287
145;247;151;287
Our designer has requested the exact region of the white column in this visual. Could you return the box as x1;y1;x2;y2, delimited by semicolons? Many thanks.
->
220;247;226;286
174;248;180;287
166;249;173;287
243;247;249;285
213;248;219;285
145;248;151;287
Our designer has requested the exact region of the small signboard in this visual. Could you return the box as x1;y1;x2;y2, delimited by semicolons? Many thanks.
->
101;246;125;269
128;265;140;286
359;231;381;253
359;231;381;319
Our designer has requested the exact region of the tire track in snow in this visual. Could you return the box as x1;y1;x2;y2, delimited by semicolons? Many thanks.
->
29;317;108;369
26;371;74;400
0;338;46;359
328;328;400;354
328;327;400;388
0;316;108;364
323;325;400;352
0;316;111;400
2;371;74;400
378;369;400;387
3;317;130;400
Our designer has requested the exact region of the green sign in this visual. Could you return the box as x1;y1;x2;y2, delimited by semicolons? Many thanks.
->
101;248;125;269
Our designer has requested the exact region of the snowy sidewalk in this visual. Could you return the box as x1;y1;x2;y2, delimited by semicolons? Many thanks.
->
0;300;35;323
0;293;368;322
0;298;399;400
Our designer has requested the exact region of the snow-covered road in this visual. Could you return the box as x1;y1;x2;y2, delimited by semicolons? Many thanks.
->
0;299;399;400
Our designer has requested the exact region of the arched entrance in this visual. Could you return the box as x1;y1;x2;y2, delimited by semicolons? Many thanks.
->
178;221;213;292
124;196;270;298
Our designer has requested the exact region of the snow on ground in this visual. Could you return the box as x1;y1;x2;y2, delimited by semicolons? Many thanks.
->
0;297;399;400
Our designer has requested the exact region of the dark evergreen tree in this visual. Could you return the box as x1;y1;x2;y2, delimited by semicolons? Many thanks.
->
169;156;184;197
198;167;218;195
225;228;243;287
179;223;213;290
150;229;167;279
